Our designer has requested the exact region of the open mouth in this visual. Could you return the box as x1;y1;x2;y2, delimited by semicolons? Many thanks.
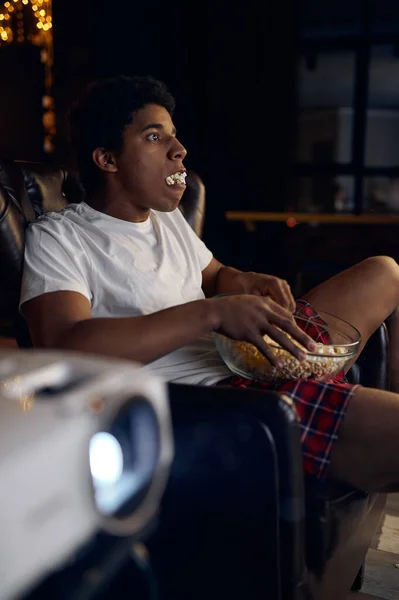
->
165;171;187;186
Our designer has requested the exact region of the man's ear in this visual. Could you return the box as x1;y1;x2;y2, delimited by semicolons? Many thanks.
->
92;148;118;173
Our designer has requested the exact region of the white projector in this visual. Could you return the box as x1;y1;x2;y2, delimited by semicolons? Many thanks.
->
0;349;174;600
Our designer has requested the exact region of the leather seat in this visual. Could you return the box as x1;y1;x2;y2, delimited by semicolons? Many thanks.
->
152;384;308;600
0;157;388;599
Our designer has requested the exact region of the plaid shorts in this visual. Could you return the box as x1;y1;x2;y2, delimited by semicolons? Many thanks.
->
218;300;359;480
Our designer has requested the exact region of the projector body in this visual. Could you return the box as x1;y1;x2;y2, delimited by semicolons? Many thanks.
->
0;349;173;600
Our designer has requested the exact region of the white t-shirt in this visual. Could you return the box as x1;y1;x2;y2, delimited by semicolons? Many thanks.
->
20;202;232;385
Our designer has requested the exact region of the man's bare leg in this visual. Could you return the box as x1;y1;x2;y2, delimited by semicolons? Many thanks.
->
302;256;399;390
329;385;399;492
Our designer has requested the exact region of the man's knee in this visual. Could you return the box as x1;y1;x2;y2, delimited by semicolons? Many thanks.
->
361;255;399;278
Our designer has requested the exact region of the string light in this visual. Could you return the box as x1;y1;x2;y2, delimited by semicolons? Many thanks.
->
0;0;54;152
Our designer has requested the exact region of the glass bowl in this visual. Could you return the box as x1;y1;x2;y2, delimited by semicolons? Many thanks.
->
212;306;361;382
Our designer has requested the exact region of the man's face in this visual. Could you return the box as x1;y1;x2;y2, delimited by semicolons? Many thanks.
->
113;103;187;212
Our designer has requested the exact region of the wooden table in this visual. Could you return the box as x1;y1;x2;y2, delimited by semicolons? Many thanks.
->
225;211;399;231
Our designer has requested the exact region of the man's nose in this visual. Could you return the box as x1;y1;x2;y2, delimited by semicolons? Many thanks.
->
169;138;187;160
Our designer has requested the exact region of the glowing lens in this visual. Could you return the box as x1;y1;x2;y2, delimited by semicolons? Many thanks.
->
89;432;124;485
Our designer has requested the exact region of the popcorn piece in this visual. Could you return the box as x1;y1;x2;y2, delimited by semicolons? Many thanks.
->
165;171;187;186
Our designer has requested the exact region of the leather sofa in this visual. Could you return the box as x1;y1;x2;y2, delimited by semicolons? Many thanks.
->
150;384;308;600
0;157;388;599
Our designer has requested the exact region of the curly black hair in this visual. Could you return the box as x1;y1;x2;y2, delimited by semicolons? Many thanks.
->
67;74;176;193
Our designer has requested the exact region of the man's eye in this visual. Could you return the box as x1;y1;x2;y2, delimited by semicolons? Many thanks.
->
147;132;160;142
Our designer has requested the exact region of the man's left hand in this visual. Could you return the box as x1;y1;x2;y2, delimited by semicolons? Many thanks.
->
238;272;296;313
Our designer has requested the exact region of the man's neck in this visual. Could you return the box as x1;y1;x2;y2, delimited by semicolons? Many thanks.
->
86;188;150;223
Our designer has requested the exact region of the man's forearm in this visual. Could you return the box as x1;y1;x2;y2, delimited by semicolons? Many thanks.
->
215;266;247;294
56;299;219;364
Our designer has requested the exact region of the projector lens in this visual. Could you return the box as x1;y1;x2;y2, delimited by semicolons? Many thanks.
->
90;397;160;518
89;432;124;485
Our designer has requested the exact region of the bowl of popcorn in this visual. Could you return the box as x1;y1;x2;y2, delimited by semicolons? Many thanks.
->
213;308;361;382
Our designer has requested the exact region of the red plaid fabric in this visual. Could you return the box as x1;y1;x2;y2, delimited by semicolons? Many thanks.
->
217;300;359;480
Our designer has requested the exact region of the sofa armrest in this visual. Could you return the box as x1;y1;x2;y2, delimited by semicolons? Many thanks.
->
147;383;307;600
346;323;389;390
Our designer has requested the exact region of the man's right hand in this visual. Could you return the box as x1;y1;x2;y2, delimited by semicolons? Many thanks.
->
23;290;317;368
210;293;317;367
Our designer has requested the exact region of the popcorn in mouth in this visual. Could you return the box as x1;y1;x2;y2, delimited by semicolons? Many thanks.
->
166;171;187;186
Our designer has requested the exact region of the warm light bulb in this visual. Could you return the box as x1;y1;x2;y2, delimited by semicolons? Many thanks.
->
286;217;298;228
32;4;37;10
42;22;48;30
22;0;28;3
36;20;42;28
4;1;10;6
39;8;45;15
8;5;14;11
0;14;4;20
4;13;9;19
42;94;52;108
1;32;8;40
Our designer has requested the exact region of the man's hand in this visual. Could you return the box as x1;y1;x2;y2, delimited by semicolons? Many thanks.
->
202;260;295;311
210;293;317;366
236;271;296;312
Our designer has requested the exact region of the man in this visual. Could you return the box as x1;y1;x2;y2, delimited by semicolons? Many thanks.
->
20;75;399;492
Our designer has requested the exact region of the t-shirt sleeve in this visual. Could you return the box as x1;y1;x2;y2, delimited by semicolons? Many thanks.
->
174;208;213;271
19;220;92;311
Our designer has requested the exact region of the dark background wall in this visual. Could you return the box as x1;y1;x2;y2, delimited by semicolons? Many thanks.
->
0;44;44;161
